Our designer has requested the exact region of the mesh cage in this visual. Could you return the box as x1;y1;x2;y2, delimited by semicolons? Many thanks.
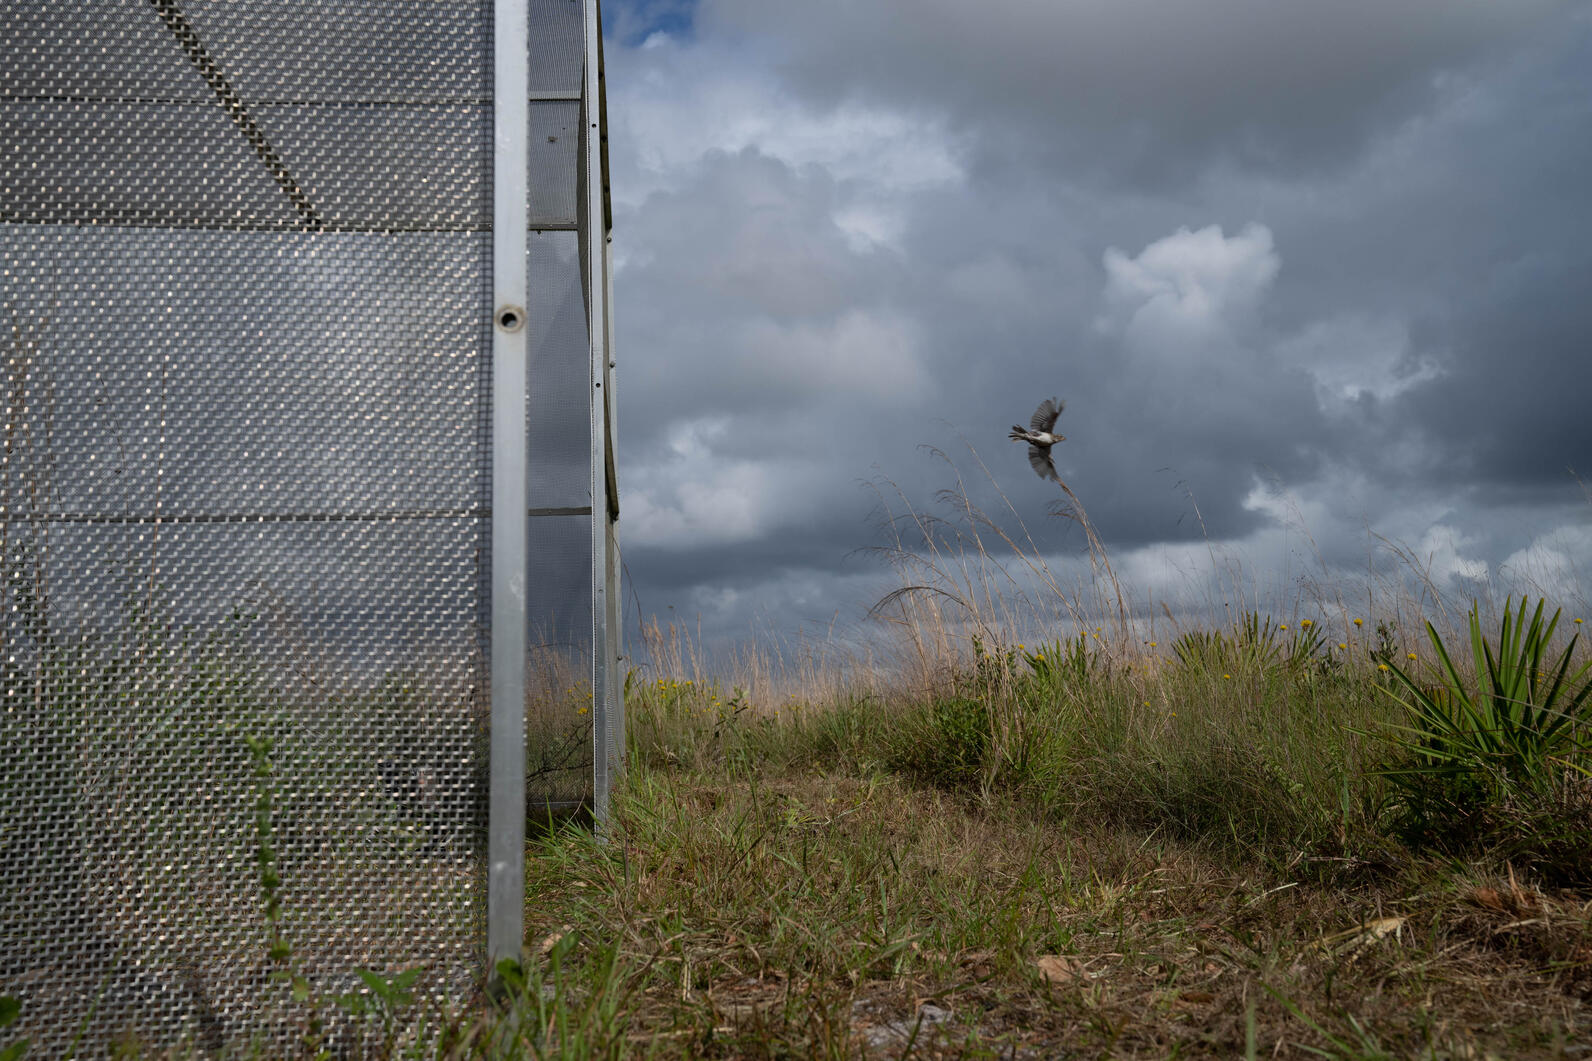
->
0;0;618;1053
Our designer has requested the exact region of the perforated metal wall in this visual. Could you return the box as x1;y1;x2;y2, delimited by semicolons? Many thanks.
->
0;0;617;1053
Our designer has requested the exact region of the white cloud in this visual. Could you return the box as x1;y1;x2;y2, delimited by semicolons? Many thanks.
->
1499;525;1592;599
1240;476;1333;536
831;203;906;252
623;416;781;549
626;454;777;549
661;417;731;462
1278;314;1443;410
1096;223;1279;353
610;35;963;207
1412;524;1491;587
736;309;929;403
691;583;743;613
626;414;853;552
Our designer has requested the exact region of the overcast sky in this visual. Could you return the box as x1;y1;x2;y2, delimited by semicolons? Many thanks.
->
603;0;1592;652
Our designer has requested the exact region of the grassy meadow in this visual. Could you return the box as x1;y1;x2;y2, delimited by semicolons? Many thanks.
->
497;592;1591;1060
490;478;1591;1058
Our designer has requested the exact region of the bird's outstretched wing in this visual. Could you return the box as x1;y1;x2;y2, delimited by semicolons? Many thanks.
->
1028;444;1059;482
1029;397;1064;433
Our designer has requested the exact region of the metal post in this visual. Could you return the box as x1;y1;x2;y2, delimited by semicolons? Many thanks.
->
603;229;623;788
582;0;616;827
488;0;529;970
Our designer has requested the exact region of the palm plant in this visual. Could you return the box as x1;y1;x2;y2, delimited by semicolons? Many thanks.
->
1022;633;1101;690
1378;597;1592;796
1171;612;1327;676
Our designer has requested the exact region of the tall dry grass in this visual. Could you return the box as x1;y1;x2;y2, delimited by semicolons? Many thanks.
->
644;448;1588;707
623;450;1592;873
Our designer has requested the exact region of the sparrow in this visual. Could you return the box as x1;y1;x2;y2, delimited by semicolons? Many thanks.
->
1009;397;1065;481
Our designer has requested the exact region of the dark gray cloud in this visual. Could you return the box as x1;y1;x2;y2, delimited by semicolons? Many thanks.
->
699;0;1573;185
606;1;1592;650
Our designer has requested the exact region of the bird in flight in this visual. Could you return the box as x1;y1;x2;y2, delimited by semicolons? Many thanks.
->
1009;397;1065;482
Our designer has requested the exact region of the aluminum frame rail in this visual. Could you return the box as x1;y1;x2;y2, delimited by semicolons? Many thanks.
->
582;0;621;829
488;0;530;969
488;0;618;963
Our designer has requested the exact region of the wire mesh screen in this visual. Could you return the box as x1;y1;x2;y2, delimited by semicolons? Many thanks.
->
0;0;614;1053
525;231;596;815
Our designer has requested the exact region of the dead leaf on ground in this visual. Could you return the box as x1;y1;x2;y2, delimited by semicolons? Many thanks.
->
1034;954;1092;985
538;926;572;956
1313;916;1407;957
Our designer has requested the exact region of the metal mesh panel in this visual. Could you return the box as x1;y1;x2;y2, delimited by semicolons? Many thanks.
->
529;0;586;97
530;103;582;226
523;235;594;815
524;0;599;821
530;231;594;508
0;0;621;1052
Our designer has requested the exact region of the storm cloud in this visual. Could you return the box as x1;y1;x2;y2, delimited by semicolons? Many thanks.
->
606;0;1592;649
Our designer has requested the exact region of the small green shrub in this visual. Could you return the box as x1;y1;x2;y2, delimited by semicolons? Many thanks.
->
1064;736;1328;856
1171;627;1234;673
1021;633;1103;693
0;995;27;1061
1172;612;1328;676
489;934;631;1060
1380;598;1591;791
887;695;991;790
1377;597;1592;879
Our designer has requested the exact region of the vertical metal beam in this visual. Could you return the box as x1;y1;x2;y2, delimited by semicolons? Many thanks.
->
582;0;616;827
488;0;529;969
603;225;622;783
596;0;623;787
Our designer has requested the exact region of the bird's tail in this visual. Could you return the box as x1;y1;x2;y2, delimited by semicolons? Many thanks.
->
1008;426;1027;441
